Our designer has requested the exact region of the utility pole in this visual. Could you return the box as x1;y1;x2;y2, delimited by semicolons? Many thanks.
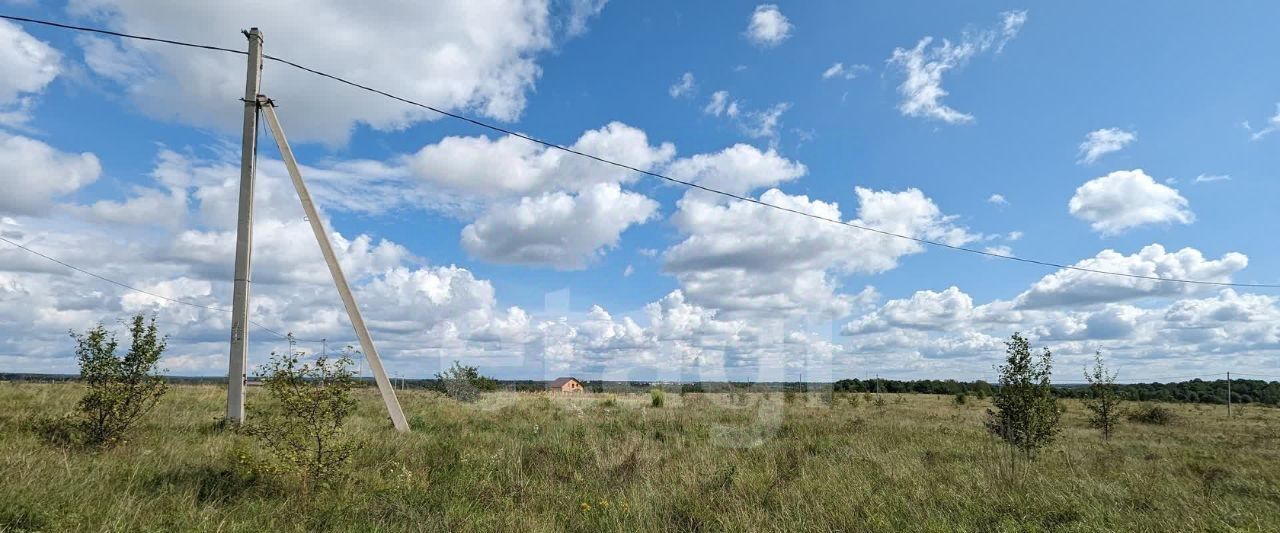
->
226;28;263;425
1226;371;1231;417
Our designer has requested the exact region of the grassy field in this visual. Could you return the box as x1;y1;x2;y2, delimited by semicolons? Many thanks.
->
1;383;1278;532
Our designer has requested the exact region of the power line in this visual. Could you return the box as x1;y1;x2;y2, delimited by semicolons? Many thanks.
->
1231;372;1280;380
0;235;229;313
0;14;246;54
258;58;1280;291
4;14;1280;290
0;234;322;342
1115;372;1227;383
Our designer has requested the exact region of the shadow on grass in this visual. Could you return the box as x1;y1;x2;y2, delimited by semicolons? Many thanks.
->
146;465;278;505
0;500;50;532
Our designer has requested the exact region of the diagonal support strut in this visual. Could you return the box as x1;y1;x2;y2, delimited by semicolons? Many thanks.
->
260;99;409;433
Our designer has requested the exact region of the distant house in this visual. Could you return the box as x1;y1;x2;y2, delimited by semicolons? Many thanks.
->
548;377;585;393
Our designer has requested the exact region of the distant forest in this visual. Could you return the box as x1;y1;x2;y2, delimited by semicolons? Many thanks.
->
4;373;1277;406
831;378;1280;407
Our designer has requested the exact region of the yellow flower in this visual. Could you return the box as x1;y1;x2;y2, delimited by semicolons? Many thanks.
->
580;502;591;513
599;499;610;508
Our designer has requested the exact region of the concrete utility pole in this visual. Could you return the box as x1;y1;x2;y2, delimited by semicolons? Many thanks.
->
1227;371;1232;417
226;28;263;424
260;102;410;433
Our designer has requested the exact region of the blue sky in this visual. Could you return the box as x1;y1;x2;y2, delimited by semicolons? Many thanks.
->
0;1;1278;382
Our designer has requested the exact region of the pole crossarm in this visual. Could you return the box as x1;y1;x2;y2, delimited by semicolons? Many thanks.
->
259;100;410;433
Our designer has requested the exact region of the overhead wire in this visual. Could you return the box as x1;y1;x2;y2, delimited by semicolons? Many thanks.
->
3;14;1278;290
264;56;1280;289
0;14;246;54
1114;372;1227;383
1231;372;1280;380
3;13;1279;290
0;234;328;342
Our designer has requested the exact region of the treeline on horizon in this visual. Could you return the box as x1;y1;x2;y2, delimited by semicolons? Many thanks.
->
3;373;1277;407
828;377;1280;407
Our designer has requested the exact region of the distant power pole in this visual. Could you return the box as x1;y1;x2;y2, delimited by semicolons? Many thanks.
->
226;28;263;425
1226;371;1232;417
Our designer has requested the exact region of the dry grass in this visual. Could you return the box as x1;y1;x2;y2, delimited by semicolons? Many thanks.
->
1;383;1278;532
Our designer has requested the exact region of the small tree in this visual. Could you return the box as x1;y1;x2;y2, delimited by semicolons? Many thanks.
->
986;332;1060;459
249;339;357;485
434;360;498;402
1083;350;1123;440
69;315;169;448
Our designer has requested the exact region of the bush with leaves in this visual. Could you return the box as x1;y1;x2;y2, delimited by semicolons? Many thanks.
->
56;315;170;448
247;341;358;485
986;332;1061;459
434;360;498;402
651;387;665;408
1083;350;1124;440
1129;404;1176;425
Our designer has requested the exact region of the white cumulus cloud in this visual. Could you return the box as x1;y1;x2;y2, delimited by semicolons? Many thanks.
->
666;143;806;196
1015;244;1247;309
69;0;593;145
460;183;659;270
406;122;675;199
1068;169;1193;235
665;185;975;318
0;133;101;215
0;19;61;126
745;4;792;47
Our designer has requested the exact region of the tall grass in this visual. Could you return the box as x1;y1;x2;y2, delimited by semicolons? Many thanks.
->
0;383;1276;531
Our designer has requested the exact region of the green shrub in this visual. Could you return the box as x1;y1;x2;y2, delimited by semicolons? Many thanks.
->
1129;404;1176;425
845;394;860;408
953;392;968;406
434;360;498;403
60;315;169;448
247;341;357;485
598;396;618;408
650;387;665;408
986;332;1061;459
873;396;887;408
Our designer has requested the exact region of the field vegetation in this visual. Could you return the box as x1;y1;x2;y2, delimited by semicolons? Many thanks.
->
2;382;1278;531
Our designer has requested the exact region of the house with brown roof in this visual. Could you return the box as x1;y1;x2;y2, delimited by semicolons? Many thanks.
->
548;376;585;393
